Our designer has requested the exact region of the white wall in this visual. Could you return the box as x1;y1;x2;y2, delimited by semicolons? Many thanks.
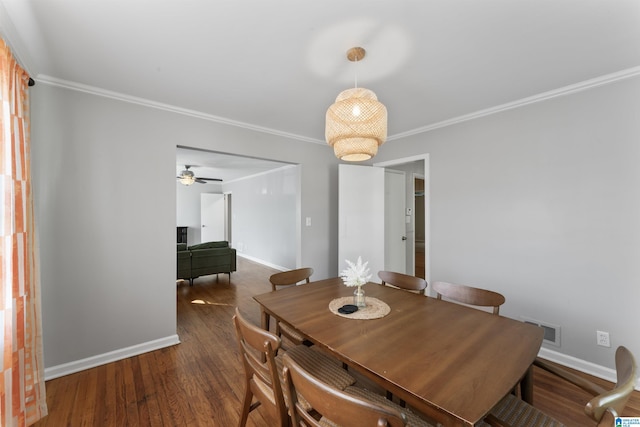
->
225;165;299;270
375;75;640;371
31;83;339;374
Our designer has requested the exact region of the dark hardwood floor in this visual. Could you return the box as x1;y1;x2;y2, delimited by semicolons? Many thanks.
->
34;257;639;426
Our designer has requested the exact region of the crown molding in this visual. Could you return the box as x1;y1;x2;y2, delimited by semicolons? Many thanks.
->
36;74;326;145
36;65;640;146
388;65;640;141
224;163;297;185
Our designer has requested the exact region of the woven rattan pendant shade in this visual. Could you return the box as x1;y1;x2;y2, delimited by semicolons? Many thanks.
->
326;88;387;161
325;48;387;162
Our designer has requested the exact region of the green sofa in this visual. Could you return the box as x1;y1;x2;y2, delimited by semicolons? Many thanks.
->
177;241;237;286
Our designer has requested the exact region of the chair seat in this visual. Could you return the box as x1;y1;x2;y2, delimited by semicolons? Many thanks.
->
279;321;306;345
275;345;356;412
277;345;356;390
477;393;564;427
343;386;435;427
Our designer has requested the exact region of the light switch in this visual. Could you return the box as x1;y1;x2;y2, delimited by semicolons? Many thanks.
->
305;217;312;227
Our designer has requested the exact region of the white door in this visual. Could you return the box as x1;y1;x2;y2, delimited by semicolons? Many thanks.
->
338;165;408;277
338;164;386;276
201;193;225;242
384;170;407;273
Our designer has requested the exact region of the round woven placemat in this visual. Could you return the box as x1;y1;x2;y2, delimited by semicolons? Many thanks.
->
329;296;390;320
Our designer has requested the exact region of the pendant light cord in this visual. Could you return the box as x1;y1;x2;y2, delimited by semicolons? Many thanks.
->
354;56;359;89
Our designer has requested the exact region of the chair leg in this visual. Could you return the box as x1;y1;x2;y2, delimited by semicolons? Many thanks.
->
238;384;254;427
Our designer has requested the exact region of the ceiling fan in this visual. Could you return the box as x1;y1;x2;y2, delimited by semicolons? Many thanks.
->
177;165;222;185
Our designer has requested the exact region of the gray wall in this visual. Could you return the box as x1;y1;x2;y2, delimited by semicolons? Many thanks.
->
32;85;179;370
30;67;640;378
376;75;640;370
31;83;338;373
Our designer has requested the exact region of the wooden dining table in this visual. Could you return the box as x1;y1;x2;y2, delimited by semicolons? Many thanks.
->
254;277;544;427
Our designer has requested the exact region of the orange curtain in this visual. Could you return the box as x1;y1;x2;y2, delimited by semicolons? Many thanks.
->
0;39;47;426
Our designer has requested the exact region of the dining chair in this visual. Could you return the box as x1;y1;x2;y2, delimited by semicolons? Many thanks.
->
281;352;410;427
269;267;314;347
378;271;427;294
233;307;356;427
481;346;637;427
431;281;505;315
233;307;288;427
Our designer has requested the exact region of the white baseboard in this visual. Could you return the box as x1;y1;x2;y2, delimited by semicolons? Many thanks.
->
44;335;180;380
538;347;640;390
237;253;288;272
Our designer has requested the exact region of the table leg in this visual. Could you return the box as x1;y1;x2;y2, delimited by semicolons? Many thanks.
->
521;365;534;404
260;308;271;332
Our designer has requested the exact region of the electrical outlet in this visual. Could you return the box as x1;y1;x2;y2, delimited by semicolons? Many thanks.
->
597;330;610;347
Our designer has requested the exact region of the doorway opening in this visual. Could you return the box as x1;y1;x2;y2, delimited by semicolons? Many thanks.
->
374;154;429;284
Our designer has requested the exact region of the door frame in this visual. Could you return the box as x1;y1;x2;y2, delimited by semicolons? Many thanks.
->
374;154;430;284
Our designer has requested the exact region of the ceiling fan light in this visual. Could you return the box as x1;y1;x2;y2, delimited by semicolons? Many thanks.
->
179;175;196;186
179;169;196;185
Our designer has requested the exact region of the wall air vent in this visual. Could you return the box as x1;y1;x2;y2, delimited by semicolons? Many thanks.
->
521;317;561;347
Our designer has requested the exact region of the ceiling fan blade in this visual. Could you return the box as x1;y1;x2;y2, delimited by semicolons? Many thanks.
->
198;177;223;182
195;178;207;184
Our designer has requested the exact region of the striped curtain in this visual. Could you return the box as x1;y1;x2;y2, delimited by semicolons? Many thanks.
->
0;39;48;426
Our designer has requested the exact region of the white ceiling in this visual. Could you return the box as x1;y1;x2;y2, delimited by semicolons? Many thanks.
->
2;0;640;180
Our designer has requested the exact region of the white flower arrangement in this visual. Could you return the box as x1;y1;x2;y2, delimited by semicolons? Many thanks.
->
340;256;372;287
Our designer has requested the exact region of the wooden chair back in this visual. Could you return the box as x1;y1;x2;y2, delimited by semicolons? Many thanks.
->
269;267;314;291
431;281;505;315
269;268;314;346
539;345;637;422
484;346;637;427
378;271;427;294
281;352;408;427
232;307;288;427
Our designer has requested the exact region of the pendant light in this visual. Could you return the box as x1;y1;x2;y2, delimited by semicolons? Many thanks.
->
325;47;387;162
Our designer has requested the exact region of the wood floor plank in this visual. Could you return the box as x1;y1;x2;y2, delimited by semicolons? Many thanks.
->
32;257;640;426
